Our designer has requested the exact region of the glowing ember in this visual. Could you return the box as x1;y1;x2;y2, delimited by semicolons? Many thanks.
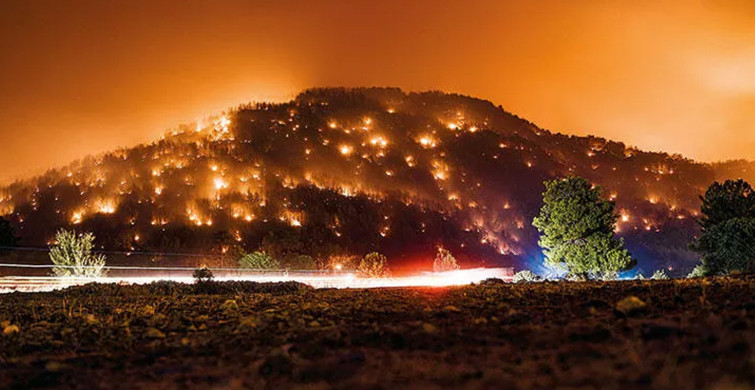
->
418;135;437;148
71;211;83;224
97;201;116;214
369;136;388;147
214;177;228;190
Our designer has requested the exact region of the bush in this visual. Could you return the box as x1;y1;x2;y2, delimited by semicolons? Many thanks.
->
193;267;214;283
239;251;280;270
49;229;107;277
651;269;670;280
687;264;709;278
285;255;318;270
433;248;459;272
532;177;633;279
512;270;542;283
357;252;390;278
479;278;505;286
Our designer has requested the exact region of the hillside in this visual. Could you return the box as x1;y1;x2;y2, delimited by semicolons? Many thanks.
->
0;88;751;275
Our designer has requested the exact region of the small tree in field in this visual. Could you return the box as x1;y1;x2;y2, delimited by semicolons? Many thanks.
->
433;247;459;272
49;229;107;277
687;264;708;278
238;251;280;270
357;252;390;278
193;267;214;283
651;269;670;280
532;177;633;279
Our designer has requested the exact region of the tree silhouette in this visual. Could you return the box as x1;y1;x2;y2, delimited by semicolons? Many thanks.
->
698;179;755;232
0;217;19;248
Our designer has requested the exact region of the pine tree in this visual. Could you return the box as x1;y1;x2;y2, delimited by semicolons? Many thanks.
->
532;177;633;279
691;179;755;275
695;217;755;275
697;179;755;232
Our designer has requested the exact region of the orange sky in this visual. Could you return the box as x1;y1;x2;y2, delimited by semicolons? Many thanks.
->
1;0;754;183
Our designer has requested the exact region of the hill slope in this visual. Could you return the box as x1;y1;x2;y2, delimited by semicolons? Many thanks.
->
1;88;751;275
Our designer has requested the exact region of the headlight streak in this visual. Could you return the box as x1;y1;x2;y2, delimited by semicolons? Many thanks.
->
0;263;512;293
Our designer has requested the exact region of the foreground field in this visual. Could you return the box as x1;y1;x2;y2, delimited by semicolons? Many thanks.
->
1;277;753;389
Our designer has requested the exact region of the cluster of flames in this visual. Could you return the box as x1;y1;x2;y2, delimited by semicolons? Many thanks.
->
0;90;703;263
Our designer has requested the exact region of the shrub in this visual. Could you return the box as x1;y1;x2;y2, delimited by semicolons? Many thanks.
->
687;264;709;278
512;270;542;283
357;252;390;278
651;269;670;280
49;229;107;277
433;248;459;272
192;267;214;283
532;177;634;279
285;255;318;270
479;278;505;286
239;251;280;270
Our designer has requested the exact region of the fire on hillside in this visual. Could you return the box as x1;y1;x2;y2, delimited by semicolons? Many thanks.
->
0;88;748;275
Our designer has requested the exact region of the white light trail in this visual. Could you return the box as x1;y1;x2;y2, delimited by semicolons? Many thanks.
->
0;266;513;293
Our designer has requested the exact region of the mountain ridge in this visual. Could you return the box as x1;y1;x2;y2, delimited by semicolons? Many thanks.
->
1;87;753;276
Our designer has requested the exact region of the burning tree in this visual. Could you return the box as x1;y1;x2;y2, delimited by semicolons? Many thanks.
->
357;252;390;278
433;247;459;272
533;177;633;279
49;229;107;277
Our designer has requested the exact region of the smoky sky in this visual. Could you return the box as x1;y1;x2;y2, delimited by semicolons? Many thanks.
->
1;0;754;183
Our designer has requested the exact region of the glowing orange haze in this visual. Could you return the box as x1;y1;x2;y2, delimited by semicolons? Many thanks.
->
1;0;754;183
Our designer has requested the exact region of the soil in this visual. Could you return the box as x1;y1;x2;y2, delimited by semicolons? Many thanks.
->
0;276;753;389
